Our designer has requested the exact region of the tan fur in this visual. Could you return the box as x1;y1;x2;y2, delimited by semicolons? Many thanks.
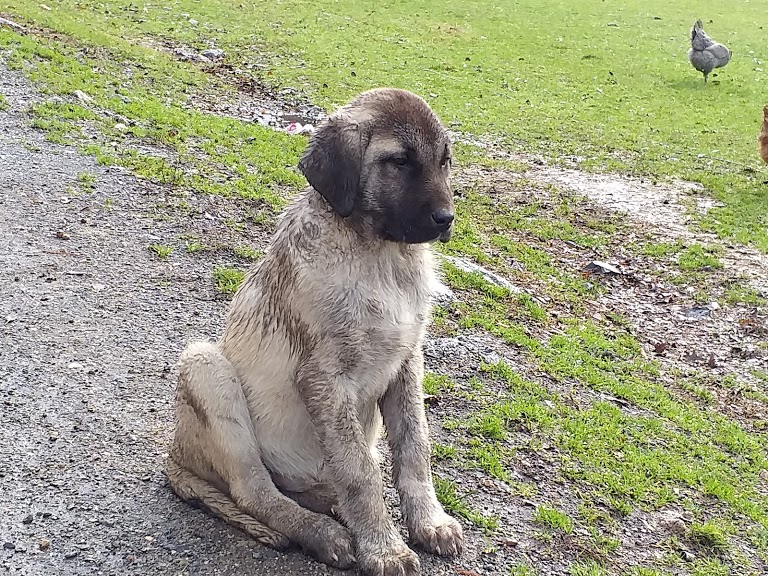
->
165;88;463;576
759;105;768;164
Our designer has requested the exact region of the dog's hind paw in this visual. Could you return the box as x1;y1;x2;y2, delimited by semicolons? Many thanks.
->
357;544;420;576
298;516;356;570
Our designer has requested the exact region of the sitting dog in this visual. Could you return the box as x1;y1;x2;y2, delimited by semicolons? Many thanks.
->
165;87;464;576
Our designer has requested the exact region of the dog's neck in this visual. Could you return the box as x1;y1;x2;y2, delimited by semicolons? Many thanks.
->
303;187;433;260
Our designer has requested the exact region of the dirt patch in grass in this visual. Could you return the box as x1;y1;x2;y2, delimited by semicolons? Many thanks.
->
140;36;328;130
449;164;768;423
534;167;707;233
531;165;768;296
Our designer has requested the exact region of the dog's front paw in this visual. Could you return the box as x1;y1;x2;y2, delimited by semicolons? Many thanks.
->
298;516;357;569
409;512;463;557
357;542;421;576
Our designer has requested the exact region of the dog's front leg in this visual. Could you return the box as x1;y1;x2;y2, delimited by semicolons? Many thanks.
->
379;350;464;558
297;367;421;576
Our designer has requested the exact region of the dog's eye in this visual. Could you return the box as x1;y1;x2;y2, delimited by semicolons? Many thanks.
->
390;156;409;167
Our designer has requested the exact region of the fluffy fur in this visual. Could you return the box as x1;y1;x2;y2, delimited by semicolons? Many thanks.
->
165;88;463;576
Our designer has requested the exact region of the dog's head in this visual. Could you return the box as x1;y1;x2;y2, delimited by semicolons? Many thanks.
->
298;88;454;244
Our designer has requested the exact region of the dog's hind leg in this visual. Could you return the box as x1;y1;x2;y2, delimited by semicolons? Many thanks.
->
279;484;338;516
165;456;290;549
166;341;356;570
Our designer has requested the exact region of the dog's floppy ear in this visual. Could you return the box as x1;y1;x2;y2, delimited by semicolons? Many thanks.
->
298;114;362;218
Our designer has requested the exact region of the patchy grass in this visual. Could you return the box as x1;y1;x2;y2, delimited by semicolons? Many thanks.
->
687;520;730;551
148;243;173;259
628;569;667;576
431;442;458;462
0;26;307;209
677;244;724;271
212;265;245;295
423;372;455;396
185;240;206;254
642;241;684;259
77;171;96;192
432;314;768;566
430;305;457;337
533;504;574;534
29;116;72;144
233;245;264;260
2;1;768;574
426;189;768;568
642;241;725;272
509;563;537;576
410;173;765;573
433;476;499;533
724;284;767;306
0;93;8;110
689;558;729;576
568;560;606;576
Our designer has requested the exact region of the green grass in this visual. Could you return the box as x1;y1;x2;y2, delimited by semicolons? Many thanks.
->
423;372;455;396
680;378;716;405
439;323;768;548
688;520;730;551
29;116;73;144
77;171;96;192
642;241;684;259
690;558;729;576
628;569;667;576
148;243;173;259
212;265;246;295
0;25;307;208
431;442;458;461
677;244;724;271
233;246;264;260
467;439;514;484
185;240;206;254
569;560;606;576
2;0;768;250
433;476;499;533
533;504;574;534
643;240;725;275
724;284;767;306
509;563;537;576
0;93;8;111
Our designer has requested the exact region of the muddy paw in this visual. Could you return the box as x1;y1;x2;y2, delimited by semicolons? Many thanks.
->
357;544;421;576
410;512;463;557
299;516;356;569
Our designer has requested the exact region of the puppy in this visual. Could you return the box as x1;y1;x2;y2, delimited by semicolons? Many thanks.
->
165;87;463;576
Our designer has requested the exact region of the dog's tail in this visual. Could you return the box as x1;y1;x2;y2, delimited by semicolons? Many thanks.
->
164;456;291;550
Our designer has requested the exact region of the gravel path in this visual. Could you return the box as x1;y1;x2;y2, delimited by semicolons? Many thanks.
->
0;65;496;576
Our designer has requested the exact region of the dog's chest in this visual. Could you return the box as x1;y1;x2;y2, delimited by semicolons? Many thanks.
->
328;251;433;381
360;282;425;349
342;279;426;403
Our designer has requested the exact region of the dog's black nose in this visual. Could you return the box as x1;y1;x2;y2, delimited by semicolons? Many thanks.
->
431;208;454;229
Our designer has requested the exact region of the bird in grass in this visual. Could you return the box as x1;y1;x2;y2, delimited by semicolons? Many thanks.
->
687;19;732;83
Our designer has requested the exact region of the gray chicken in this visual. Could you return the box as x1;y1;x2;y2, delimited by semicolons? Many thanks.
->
688;19;732;83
